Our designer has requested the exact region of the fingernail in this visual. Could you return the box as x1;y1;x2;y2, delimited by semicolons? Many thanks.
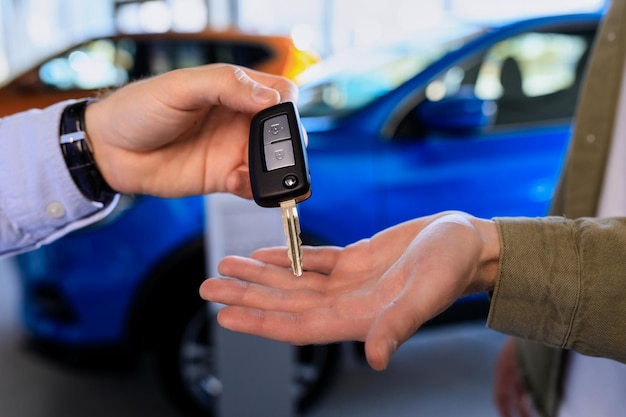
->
252;84;277;104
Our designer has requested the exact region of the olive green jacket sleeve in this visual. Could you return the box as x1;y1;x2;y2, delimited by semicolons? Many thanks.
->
489;216;626;363
487;0;626;365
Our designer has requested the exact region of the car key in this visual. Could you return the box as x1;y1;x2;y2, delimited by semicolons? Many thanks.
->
249;101;311;276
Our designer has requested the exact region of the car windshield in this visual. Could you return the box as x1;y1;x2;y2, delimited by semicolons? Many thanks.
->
297;22;485;118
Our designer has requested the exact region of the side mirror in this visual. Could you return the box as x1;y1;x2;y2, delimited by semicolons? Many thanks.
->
415;89;496;134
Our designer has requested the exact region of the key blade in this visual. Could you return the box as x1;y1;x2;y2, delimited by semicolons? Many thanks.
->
280;199;303;276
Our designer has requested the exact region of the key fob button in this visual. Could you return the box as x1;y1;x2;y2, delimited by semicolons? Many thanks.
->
264;140;296;171
263;114;291;144
283;175;298;189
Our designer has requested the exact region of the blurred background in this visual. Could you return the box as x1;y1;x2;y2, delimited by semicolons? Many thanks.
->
0;0;607;81
0;1;611;417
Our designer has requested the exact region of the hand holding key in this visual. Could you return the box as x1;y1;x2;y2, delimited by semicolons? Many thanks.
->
248;102;311;276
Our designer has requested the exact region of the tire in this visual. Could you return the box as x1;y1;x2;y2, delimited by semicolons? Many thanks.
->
155;300;340;416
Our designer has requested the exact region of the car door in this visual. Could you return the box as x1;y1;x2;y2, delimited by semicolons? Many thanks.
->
380;22;597;228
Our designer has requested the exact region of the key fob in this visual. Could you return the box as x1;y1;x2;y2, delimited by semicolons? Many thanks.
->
249;101;311;208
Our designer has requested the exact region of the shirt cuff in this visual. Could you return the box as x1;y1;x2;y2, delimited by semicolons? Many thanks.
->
487;216;580;349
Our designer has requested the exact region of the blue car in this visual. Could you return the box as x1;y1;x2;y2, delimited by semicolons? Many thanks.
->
16;12;601;417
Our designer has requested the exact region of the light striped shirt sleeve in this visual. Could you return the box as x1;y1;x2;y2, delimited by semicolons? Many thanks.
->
0;100;117;258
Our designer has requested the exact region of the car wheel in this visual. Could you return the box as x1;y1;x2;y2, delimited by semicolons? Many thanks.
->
155;300;340;416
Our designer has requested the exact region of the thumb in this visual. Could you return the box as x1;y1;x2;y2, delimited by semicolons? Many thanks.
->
250;80;282;105
150;64;286;114
364;295;425;371
209;65;282;111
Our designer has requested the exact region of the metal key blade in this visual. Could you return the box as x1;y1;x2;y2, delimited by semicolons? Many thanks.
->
280;199;303;276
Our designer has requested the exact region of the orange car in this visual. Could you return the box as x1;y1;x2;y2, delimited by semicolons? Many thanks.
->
0;29;319;116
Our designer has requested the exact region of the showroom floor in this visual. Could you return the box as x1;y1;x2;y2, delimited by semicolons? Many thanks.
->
0;256;505;417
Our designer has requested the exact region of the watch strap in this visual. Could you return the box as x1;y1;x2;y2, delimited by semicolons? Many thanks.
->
60;99;117;205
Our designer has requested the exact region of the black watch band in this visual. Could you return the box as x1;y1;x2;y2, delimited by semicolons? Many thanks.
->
60;99;117;205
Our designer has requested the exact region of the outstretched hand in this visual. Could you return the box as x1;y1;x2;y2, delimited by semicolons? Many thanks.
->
85;64;297;199
200;211;500;370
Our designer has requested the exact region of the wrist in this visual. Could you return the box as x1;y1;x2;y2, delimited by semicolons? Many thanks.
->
420;211;501;294
472;217;501;292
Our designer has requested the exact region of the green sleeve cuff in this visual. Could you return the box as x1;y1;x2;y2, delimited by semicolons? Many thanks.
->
488;216;579;349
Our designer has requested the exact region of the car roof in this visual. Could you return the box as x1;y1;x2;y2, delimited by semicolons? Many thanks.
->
298;12;602;125
296;19;486;86
2;28;296;85
299;11;603;86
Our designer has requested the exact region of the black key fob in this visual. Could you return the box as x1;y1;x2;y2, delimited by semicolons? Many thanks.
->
249;101;311;208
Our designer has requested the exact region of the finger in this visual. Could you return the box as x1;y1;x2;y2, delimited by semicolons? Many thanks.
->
519;394;535;417
252;245;342;275
218;256;297;286
225;169;253;199
250;247;292;268
494;338;517;417
200;276;323;312
302;246;342;273
216;305;365;346
493;337;536;417
218;255;331;290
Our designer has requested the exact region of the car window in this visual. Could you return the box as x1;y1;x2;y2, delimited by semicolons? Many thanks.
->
297;23;484;118
38;37;273;91
478;31;592;126
425;29;596;127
